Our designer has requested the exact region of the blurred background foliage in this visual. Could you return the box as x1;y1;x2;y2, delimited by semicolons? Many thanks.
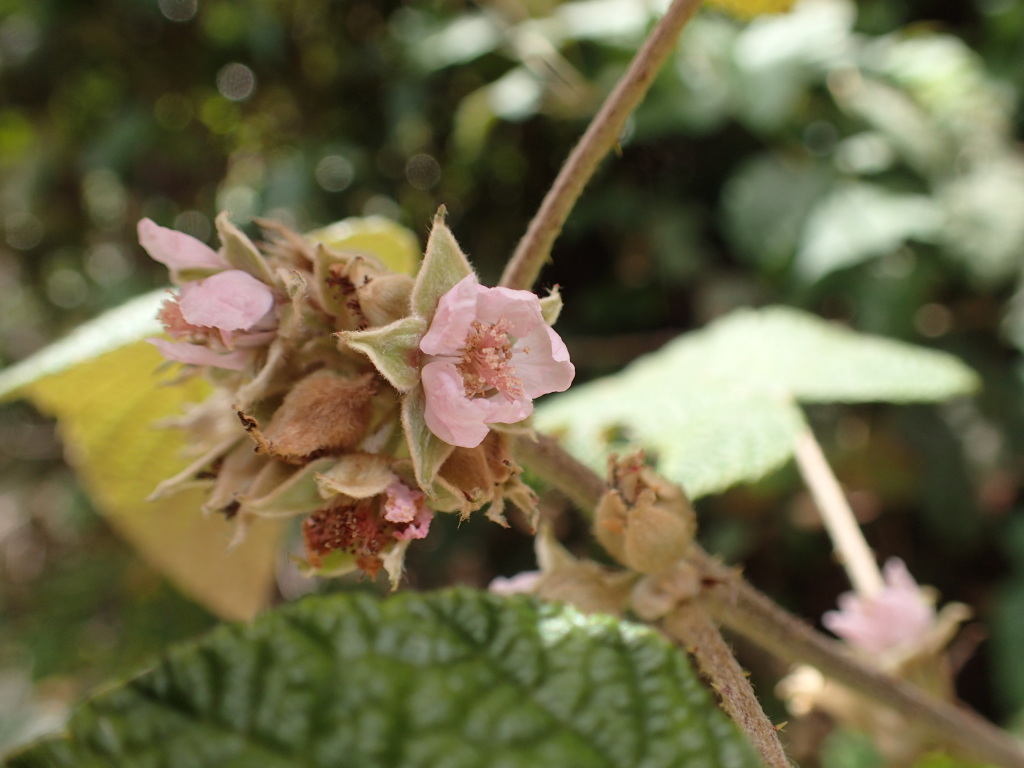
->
3;0;1024;760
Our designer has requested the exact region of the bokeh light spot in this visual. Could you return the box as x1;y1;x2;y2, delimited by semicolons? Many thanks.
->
4;213;43;251
216;63;257;102
154;93;193;131
315;155;354;192
158;0;198;22
405;153;441;191
173;210;213;242
85;244;132;286
46;268;88;309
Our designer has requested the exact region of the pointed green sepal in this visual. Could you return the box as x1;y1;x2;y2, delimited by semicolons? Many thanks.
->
315;453;397;499
401;385;455;493
410;207;474;320
236;458;336;518
216;211;277;286
342;316;426;393
539;286;564;325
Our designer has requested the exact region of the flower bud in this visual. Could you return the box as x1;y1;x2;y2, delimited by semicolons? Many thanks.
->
248;370;377;462
593;453;696;574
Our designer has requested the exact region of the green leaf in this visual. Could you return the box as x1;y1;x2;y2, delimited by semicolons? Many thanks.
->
721;152;833;272
0;290;165;400
0;296;282;620
537;306;979;499
410;208;474;320
343;316;427;393
306;215;422;277
5;589;759;768
795;182;941;282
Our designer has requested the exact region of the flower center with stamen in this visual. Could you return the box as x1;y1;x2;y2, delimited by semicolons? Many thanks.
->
457;317;525;401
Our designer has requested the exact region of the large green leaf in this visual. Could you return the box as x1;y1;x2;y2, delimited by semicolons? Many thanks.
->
0;292;282;620
4;589;758;768
795;182;941;282
536;306;979;499
0;290;165;399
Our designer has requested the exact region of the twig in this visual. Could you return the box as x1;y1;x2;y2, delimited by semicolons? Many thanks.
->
695;550;1024;768
499;0;703;291
793;426;884;597
662;602;791;768
512;432;1024;768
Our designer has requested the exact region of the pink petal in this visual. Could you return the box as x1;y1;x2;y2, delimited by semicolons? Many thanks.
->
419;274;481;356
147;338;251;371
138;218;227;273
822;558;935;654
393;508;432;540
177;270;275;331
421;361;494;448
473;284;543;337
514;326;575;398
383;481;425;524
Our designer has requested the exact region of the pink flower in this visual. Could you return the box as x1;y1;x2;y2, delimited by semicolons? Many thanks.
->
383;481;433;541
822;558;935;654
138;217;228;277
138;218;277;370
419;275;575;448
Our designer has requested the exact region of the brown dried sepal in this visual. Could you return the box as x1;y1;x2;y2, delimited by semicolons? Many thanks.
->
302;498;391;578
437;432;538;526
594;452;696;574
255;370;377;462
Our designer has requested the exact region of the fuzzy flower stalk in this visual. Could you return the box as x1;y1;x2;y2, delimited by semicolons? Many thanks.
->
141;207;573;585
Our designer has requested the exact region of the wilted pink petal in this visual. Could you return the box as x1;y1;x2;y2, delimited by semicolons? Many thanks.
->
177;270;275;331
382;480;433;541
419;275;575;449
822;558;935;654
393;508;432;540
147;337;251;371
383;481;425;524
138;218;227;274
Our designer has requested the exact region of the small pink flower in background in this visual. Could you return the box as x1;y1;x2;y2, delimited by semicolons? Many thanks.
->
822;558;935;654
419;274;575;448
488;571;542;595
139;218;277;370
384;480;433;540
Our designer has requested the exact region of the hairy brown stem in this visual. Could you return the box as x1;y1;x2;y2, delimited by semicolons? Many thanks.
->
662;603;791;768
499;0;702;291
513;432;1024;768
695;550;1024;768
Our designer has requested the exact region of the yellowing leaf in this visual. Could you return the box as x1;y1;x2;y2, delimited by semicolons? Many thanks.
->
12;340;282;620
705;0;796;19
306;216;422;277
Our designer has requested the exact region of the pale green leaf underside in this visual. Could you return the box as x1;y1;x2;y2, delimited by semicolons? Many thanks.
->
0;290;165;401
5;590;758;768
537;306;979;499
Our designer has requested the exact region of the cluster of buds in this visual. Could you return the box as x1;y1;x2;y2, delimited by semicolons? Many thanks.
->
142;208;574;585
